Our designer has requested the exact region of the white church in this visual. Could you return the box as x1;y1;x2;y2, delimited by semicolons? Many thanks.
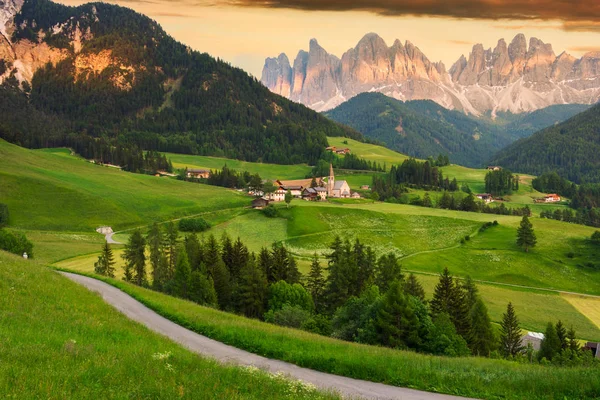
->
326;164;351;198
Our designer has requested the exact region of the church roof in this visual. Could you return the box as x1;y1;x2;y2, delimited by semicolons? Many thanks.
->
333;180;348;190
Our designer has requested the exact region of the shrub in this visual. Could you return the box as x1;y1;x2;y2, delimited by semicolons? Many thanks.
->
262;205;278;218
567;252;575;259
264;304;311;329
592;231;600;243
0;203;8;227
178;217;211;232
0;229;33;258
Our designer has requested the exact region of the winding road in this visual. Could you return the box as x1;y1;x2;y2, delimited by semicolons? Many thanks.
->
61;272;473;400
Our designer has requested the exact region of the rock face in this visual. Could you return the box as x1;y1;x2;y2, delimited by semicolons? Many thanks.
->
261;33;600;115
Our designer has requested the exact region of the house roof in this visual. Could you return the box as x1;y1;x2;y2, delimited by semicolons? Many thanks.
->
277;178;322;188
525;332;545;340
333;180;348;190
188;169;210;173
303;188;317;194
314;187;327;192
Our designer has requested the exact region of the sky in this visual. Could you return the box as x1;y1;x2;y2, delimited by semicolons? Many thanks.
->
56;0;600;78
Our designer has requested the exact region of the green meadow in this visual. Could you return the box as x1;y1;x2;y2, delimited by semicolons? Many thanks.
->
0;140;249;232
0;251;337;400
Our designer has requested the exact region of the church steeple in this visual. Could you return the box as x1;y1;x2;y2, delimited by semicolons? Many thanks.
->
327;163;334;197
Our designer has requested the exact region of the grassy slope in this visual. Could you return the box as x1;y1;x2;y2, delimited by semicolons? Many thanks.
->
0;140;249;232
167;153;312;181
0;250;336;399
53;268;600;400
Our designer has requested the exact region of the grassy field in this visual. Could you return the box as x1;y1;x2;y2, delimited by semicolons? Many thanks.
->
167;152;312;181
562;294;600;330
0;250;337;399
327;137;409;168
54;267;600;400
0;140;249;232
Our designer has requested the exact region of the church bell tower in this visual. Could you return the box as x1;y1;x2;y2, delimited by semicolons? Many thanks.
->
327;163;334;197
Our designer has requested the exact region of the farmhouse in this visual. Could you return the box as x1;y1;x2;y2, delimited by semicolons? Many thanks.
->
267;188;286;202
522;332;544;351
302;187;327;201
544;194;561;203
351;192;361;199
476;193;494;203
186;169;211;179
360;185;370;190
252;197;270;209
326;164;351;198
335;148;351;155
584;342;600;359
487;166;502;171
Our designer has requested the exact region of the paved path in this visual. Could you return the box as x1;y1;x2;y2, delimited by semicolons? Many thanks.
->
105;232;120;244
61;272;474;400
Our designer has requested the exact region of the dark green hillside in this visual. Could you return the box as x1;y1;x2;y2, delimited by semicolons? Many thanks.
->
490;104;600;183
324;93;590;167
0;0;360;164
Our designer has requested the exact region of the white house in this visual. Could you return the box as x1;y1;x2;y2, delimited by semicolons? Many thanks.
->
268;188;286;202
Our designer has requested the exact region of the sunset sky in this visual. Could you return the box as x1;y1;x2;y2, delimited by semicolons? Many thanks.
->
56;0;600;77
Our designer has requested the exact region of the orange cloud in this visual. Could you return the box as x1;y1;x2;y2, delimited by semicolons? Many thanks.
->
224;0;600;31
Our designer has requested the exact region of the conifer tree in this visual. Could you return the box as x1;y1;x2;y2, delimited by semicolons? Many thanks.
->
325;239;352;312
94;241;116;278
189;270;218;307
403;273;426;301
165;222;179;279
236;257;268;318
555;320;568;350
374;281;421;349
375;253;403;293
230;237;249;281
258;247;272;280
221;233;234;269
468;299;495;356
516;216;537;252
430;268;455;316
184;233;202;271
499;302;524;358
172;246;191;299
461;276;479;310
422;192;433;208
147;222;165;288
306;254;326;312
203;234;221;269
567;326;580;352
211;259;232;310
310;177;317;188
122;229;147;286
539;322;561;361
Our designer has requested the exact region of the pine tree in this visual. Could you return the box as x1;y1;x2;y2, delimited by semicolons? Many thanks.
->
165;222;179;279
94;241;116;278
229;237;249;281
499;302;524;358
306;254;326;312
461;276;479;310
567;326;580;352
171;246;192;298
147;222;165;288
555;320;568;350
516;216;537;252
258;247;272;280
539;322;561;361
211;259;232;310
122;229;147;286
236;257;268;318
374;281;421;349
221;233;234;270
189;271;218;307
422;192;433;208
375;253;403;293
430;268;454;316
468;299;495;356
403;273;425;301
184;233;202;271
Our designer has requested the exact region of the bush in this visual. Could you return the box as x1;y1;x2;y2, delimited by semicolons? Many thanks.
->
178;217;211;232
567;252;575;259
592;231;600;243
262;205;278;218
264;304;311;329
0;229;33;258
0;203;8;227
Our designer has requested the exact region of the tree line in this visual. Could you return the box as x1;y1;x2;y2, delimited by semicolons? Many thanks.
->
485;169;519;196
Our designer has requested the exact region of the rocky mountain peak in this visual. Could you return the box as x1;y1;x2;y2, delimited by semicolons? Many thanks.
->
0;0;24;41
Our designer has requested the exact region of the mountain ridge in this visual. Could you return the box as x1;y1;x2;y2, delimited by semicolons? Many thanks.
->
262;33;600;115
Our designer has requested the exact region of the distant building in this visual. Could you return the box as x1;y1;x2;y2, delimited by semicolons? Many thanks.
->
268;188;286;202
584;342;600;359
186;169;211;179
522;332;545;351
96;226;113;235
476;193;494;203
326;164;351;198
360;185;370;190
544;194;561;203
487;166;502;171
335;148;351;155
302;187;327;201
351;192;361;199
252;198;270;209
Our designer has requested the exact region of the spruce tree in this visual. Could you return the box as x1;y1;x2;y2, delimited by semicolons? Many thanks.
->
184;233;202;271
374;281;421;349
258;247;272;280
211;259;232;310
306;254;326;312
189;271;218;307
499;302;524;358
430;268;454;316
403;273;426;301
122;229;146;286
230;237;249;281
555;320;568;350
165;222;179;279
461;276;479;310
236;257;268;318
468;299;495;356
94;241;116;278
567;326;580;352
147;222;165;288
221;233;234;270
422;192;433;208
516;216;537;252
172;246;192;298
539;322;561;361
375;253;403;293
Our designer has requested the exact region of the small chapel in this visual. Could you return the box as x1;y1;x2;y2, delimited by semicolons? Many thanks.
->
326;163;351;198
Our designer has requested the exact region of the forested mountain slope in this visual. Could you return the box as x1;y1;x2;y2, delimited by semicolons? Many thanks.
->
325;92;590;167
490;104;600;183
0;0;359;164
